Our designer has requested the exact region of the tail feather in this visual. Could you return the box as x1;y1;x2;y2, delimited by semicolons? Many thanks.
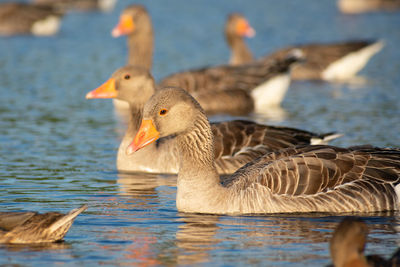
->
48;205;87;234
311;132;343;145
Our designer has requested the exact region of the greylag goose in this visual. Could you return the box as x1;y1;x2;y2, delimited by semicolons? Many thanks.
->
338;0;400;14
0;205;87;244
329;217;400;267
225;13;255;66
32;0;117;12
111;4;153;69
86;65;340;174
225;13;384;81
112;5;302;115
128;87;400;214
0;2;63;36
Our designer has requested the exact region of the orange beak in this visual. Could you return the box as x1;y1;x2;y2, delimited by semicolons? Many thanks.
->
86;78;117;99
126;119;160;155
236;18;255;38
112;14;135;37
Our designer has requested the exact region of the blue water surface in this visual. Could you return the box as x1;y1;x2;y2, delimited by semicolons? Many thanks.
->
0;0;399;266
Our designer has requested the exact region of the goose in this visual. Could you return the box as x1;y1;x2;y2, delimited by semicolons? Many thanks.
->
32;0;117;12
86;65;340;174
338;0;400;14
128;87;400;214
0;2;63;36
225;13;384;82
112;5;303;115
0;205;87;244
329;217;400;267
225;13;255;66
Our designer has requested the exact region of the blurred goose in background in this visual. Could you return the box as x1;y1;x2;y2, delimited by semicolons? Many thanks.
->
86;65;340;174
0;205;87;244
338;0;400;14
225;13;255;65
0;2;63;36
32;0;117;12
128;87;400;214
329;217;400;267
225;12;384;82
112;5;303;116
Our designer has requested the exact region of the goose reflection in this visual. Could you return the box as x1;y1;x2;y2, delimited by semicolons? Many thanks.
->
175;213;400;265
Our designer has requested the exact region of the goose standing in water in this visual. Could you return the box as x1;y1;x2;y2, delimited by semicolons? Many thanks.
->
0;2;63;36
329;217;400;267
86;65;340;174
111;5;302;116
225;13;384;82
128;87;400;214
0;205;87;244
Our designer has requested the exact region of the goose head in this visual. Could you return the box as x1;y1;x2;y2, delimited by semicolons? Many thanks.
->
225;13;255;40
112;4;151;38
86;65;155;107
127;87;204;154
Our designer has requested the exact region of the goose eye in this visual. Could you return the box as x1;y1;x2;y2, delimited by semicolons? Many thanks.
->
159;109;168;116
124;74;131;80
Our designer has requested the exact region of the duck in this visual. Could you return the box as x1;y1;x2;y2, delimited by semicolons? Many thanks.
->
0;205;87;244
338;0;400;14
225;13;384;82
32;0;117;12
128;87;400;214
111;5;303;115
86;65;341;174
0;2;63;36
329;217;400;267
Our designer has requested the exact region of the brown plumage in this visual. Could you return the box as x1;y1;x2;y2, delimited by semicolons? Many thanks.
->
112;5;302;115
158;53;302;114
224;13;383;81
338;0;400;14
0;205;87;244
128;87;400;214
86;65;340;174
329;217;400;267
32;0;117;12
0;2;63;36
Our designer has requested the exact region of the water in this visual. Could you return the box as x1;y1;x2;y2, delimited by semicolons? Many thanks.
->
0;0;399;265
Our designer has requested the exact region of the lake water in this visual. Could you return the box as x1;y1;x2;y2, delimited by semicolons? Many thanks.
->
0;0;399;266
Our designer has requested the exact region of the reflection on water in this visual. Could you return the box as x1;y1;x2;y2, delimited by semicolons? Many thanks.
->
116;175;400;266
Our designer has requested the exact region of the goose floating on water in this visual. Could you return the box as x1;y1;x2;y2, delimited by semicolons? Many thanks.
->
112;5;302;116
0;2;63;36
0;205;87;244
225;12;384;82
86;65;340;174
128;87;400;214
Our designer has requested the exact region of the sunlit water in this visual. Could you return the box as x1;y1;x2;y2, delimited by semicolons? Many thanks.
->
0;0;399;266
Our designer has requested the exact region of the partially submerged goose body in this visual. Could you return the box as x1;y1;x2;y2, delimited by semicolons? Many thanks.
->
0;205;87;244
129;87;400;215
112;5;302;116
86;65;340;174
225;13;383;82
0;2;63;36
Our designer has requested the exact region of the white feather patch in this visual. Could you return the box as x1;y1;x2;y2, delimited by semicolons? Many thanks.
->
322;41;384;81
31;16;61;36
250;73;291;113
